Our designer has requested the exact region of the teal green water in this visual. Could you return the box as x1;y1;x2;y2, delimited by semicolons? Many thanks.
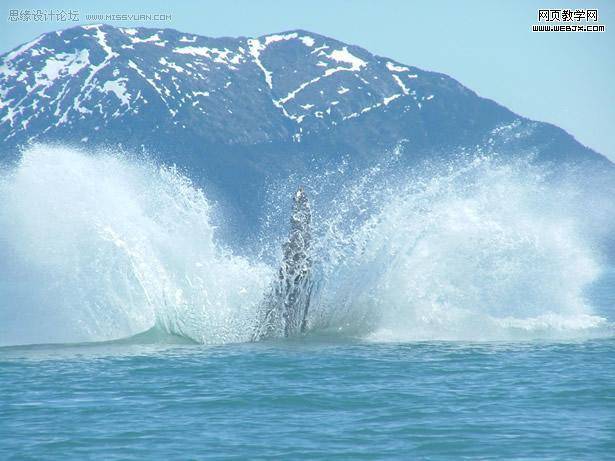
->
2;338;614;460
1;148;615;459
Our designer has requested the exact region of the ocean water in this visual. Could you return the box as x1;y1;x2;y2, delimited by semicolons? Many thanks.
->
2;338;615;460
1;145;614;459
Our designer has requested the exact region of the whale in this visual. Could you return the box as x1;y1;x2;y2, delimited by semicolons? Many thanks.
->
252;187;314;340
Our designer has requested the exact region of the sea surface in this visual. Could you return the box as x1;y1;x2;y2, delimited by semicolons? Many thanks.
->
1;146;615;459
2;337;614;460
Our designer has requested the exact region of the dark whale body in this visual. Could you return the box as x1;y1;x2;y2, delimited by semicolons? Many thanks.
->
253;188;313;340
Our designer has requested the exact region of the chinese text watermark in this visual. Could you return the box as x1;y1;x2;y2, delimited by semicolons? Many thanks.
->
532;9;605;32
7;9;172;23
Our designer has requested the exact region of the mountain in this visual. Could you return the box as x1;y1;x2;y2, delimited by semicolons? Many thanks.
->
0;24;611;231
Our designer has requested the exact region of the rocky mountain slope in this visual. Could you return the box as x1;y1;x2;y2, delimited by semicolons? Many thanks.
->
0;25;610;230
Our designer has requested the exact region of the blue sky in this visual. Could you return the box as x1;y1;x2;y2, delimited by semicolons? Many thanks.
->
1;0;614;161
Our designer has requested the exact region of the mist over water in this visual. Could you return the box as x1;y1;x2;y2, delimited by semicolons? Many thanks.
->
0;144;612;346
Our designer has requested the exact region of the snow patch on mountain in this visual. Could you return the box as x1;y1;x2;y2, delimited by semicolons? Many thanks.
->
102;79;130;107
36;50;90;86
386;61;409;72
247;38;272;88
392;74;410;95
0;25;441;144
323;47;367;71
172;46;244;68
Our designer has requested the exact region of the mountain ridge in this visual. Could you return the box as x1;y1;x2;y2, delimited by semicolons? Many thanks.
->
1;24;609;158
0;24;611;234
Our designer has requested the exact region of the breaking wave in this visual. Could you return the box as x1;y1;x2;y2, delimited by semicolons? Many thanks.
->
0;144;612;346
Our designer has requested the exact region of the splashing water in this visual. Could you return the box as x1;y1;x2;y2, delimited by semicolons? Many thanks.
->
0;145;272;346
0;144;612;346
305;155;611;340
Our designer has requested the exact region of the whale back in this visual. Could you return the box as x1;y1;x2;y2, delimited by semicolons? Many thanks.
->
253;188;313;340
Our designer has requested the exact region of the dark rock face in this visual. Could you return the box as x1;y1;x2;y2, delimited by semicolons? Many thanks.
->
0;25;611;231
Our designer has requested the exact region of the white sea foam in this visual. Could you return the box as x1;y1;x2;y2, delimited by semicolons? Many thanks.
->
0;145;612;346
291;153;613;341
0;144;271;346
